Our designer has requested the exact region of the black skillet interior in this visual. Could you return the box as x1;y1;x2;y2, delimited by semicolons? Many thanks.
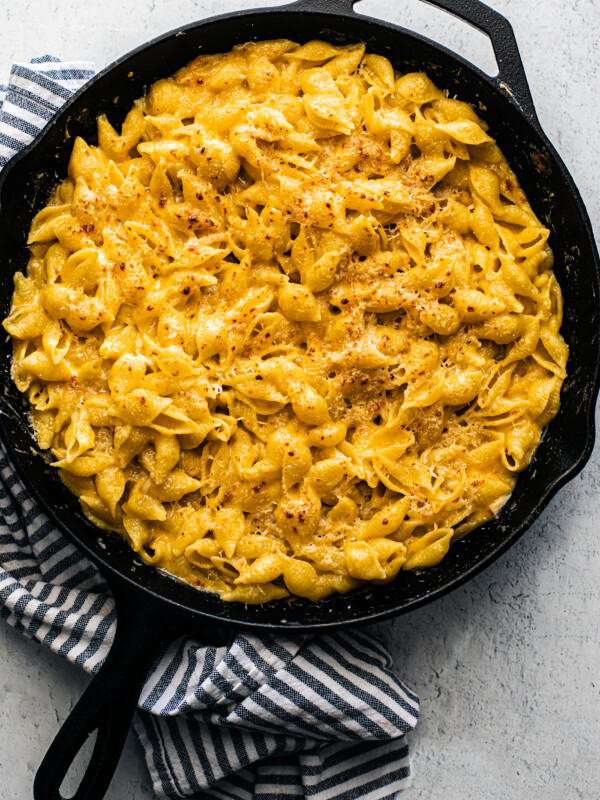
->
0;0;599;635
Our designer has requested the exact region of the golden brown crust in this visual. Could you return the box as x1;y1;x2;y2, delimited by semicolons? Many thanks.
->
3;40;567;603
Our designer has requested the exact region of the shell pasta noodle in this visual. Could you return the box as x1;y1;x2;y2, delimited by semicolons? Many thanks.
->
3;39;567;604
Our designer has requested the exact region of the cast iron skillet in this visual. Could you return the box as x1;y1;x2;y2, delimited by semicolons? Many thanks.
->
0;0;598;797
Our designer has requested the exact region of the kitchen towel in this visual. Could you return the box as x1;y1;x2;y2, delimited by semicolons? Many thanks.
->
0;58;419;800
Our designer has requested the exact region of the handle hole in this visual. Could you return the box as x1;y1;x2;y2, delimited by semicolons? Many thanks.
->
354;0;499;77
59;728;98;800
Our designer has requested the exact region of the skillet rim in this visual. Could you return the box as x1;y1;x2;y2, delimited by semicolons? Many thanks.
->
0;1;598;632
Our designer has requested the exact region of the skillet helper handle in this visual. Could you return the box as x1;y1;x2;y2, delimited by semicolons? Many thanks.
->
33;586;188;800
419;0;537;121
288;0;538;123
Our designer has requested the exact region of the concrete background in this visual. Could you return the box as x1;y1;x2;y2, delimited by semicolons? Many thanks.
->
0;1;598;798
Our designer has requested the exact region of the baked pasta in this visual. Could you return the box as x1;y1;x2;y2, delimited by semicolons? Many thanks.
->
3;40;567;603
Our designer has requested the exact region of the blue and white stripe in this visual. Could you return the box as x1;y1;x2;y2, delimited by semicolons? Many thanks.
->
0;60;419;799
0;55;96;167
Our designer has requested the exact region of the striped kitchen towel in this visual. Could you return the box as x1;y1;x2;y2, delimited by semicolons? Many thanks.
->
0;60;419;800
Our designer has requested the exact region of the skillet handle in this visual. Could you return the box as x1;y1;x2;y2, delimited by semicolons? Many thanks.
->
33;583;191;800
288;0;538;123
418;0;537;121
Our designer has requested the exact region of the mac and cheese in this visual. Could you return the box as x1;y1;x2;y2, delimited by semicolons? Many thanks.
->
4;40;567;603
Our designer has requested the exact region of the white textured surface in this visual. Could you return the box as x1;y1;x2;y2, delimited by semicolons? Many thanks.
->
1;1;599;798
